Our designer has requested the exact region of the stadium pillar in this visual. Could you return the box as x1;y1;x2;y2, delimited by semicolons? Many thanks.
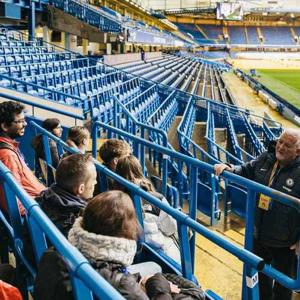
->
82;39;88;55
65;32;71;51
42;26;50;46
28;0;36;41
106;43;112;55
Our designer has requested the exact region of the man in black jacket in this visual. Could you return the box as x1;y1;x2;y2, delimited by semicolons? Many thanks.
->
35;153;97;236
215;128;300;300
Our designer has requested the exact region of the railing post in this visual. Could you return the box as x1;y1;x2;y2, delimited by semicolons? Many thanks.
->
28;0;36;42
162;133;168;197
242;189;260;300
189;165;198;273
92;121;98;158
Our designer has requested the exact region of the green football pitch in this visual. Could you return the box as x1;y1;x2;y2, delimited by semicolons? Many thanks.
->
254;69;300;109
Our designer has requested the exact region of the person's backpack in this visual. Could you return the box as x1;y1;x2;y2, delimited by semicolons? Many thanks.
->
33;248;73;300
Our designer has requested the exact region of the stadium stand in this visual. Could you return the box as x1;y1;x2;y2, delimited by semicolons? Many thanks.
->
228;26;247;44
261;26;295;45
0;1;300;299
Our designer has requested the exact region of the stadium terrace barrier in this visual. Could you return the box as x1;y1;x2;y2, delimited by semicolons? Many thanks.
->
104;52;163;66
0;91;85;121
26;120;300;299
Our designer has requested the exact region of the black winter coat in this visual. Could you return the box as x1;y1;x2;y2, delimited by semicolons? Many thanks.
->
35;184;86;236
233;141;300;247
34;250;206;300
91;262;205;300
32;135;60;168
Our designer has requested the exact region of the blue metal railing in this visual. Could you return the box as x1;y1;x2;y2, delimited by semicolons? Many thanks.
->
0;161;124;300
205;101;243;164
91;121;300;297
49;0;122;33
27;120;300;299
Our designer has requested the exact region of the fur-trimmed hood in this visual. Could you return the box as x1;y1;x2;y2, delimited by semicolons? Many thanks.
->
68;217;137;267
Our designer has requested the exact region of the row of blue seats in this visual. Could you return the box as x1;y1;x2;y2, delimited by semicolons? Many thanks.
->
0;45;53;55
0;52;73;66
21;69;123;96
0;58;89;78
125;85;160;122
50;0;122;33
91;78;143;122
148;92;178;130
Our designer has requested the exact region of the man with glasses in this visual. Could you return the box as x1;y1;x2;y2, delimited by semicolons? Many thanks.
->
0;101;45;215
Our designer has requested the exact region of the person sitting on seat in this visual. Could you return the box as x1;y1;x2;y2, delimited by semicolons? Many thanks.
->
0;101;45;215
65;126;90;155
68;190;175;299
97;138;131;192
32;118;62;169
36;153;97;236
99;138;131;171
35;191;205;300
114;155;181;264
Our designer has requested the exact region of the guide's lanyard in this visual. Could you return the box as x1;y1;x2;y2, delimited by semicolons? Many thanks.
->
258;161;279;211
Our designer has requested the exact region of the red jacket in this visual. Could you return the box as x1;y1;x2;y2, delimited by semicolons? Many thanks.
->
0;280;23;300
0;137;45;215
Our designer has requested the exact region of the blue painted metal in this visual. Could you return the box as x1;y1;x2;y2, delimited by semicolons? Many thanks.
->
28;0;35;41
177;98;221;225
205;101;243;165
0;161;125;300
0;91;85;121
25;120;300;298
49;0;121;33
242;189;259;299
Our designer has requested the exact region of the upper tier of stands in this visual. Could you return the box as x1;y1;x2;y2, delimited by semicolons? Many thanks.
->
261;26;294;45
176;23;300;46
49;0;191;47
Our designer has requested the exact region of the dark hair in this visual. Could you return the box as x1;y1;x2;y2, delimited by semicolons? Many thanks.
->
99;139;131;164
56;153;94;192
82;190;139;240
67;126;89;146
32;118;61;152
42;118;60;133
115;155;155;192
0;101;25;131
